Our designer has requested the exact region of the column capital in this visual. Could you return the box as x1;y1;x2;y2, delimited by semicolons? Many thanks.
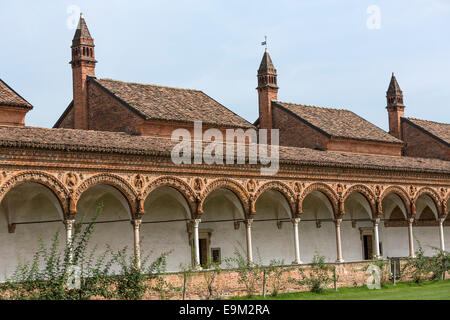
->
438;217;446;224
408;217;415;225
335;218;343;226
245;218;254;227
192;218;201;227
372;218;380;226
131;218;142;228
292;217;301;224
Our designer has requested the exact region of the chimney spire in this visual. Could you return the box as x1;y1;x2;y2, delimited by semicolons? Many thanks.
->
70;14;97;130
257;50;278;130
386;73;405;139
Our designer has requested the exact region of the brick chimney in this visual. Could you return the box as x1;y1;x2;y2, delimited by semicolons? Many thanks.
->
70;14;97;130
386;73;405;140
257;49;278;130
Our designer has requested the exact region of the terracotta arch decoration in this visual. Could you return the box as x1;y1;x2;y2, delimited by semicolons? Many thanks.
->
253;181;296;217
414;187;442;217
298;182;339;217
0;170;69;216
74;173;137;216
198;178;250;218
342;184;377;218
142;175;197;218
379;186;411;217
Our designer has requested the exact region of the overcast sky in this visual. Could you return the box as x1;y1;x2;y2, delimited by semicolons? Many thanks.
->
1;0;449;130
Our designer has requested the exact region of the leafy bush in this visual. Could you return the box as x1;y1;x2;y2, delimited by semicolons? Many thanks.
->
225;248;262;298
265;259;286;296
202;256;222;299
290;253;332;294
0;204;173;300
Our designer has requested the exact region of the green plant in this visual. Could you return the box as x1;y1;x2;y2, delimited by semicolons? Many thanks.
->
202;256;222;299
265;259;286;296
427;247;449;281
290;253;332;294
402;239;433;283
225;247;262;298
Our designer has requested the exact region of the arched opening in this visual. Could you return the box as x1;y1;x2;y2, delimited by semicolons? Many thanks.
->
0;182;64;280
76;184;133;272
299;190;335;263
253;189;293;265
381;192;409;258
141;186;192;271
200;188;246;267
413;193;440;255
343;192;375;261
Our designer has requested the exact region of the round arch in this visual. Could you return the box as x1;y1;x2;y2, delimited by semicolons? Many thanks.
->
74;173;137;217
199;178;249;217
414;187;441;217
299;183;339;217
142;176;197;219
342;185;376;218
0;171;68;217
254;181;296;217
380;186;411;217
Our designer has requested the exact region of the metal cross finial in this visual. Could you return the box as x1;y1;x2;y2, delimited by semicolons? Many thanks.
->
261;35;268;50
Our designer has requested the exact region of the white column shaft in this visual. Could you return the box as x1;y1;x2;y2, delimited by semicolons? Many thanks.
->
292;218;302;264
245;219;254;265
335;219;344;263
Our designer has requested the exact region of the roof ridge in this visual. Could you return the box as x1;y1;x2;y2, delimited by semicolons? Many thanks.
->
273;100;350;112
98;78;202;93
404;117;450;126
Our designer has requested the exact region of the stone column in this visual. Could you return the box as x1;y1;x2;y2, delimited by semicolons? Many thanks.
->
373;218;381;258
245;219;254;265
131;218;142;269
334;218;344;263
192;219;201;269
408;217;415;258
64;218;75;262
439;217;445;251
292;218;302;264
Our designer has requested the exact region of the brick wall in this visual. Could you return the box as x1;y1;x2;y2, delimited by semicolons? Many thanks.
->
141;260;412;300
402;120;449;161
56;105;74;128
272;106;329;149
87;81;144;134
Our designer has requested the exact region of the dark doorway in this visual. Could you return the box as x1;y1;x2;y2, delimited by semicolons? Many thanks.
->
363;234;373;260
199;238;208;266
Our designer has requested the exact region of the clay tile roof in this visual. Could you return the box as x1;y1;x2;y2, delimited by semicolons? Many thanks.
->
0;79;33;109
403;118;450;146
0;126;448;174
273;101;403;144
92;78;254;129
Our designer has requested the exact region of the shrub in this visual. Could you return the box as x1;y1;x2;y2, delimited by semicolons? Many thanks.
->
225;248;262;298
290;253;332;294
265;259;286;296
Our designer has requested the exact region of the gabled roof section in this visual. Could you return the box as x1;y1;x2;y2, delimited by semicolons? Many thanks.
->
273;101;403;144
403;118;450;146
53;101;73;128
0;79;33;109
91;78;254;128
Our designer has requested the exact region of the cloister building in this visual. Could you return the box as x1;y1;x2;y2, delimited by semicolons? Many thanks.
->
0;16;449;278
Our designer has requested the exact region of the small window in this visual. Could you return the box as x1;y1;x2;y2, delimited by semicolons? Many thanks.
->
211;248;221;264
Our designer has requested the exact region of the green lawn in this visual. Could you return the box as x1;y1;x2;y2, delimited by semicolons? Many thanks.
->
231;280;450;300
